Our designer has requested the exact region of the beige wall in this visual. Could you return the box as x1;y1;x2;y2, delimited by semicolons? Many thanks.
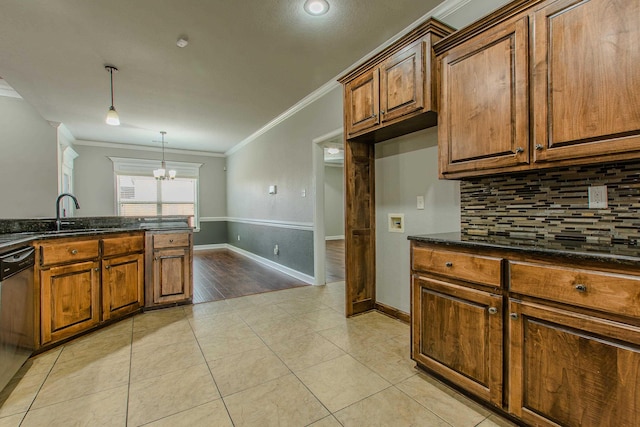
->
324;165;344;238
375;127;460;313
0;96;58;218
72;143;226;219
226;87;343;223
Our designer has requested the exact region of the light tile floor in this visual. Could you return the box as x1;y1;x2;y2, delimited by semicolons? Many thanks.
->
0;282;518;427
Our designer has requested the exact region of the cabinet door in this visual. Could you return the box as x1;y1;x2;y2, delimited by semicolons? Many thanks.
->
380;41;423;123
153;248;191;304
412;275;503;406
102;253;144;321
532;0;640;164
439;17;529;177
345;68;380;137
40;261;100;345
509;300;640;426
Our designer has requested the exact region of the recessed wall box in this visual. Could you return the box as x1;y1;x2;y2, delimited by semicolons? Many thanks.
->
388;214;405;233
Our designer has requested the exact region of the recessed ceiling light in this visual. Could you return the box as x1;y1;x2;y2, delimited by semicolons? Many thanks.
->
304;0;329;16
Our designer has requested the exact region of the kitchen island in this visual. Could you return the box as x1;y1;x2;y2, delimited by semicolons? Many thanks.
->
0;216;193;351
409;232;640;427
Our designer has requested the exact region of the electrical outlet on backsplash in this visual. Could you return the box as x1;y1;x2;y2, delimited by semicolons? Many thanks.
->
460;160;640;244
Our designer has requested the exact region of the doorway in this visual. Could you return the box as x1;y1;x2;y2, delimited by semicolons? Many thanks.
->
312;128;345;285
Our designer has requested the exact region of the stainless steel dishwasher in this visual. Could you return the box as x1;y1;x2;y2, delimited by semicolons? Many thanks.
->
0;246;35;392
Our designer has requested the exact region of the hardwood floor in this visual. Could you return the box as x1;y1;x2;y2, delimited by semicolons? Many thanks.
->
192;241;345;305
192;249;308;304
326;239;345;283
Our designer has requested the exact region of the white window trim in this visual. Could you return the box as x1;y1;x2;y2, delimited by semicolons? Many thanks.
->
109;156;203;230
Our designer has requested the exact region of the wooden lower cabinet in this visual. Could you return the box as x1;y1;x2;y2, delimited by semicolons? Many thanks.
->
152;248;191;304
412;275;503;406
146;231;193;307
40;260;100;345
509;299;640;427
36;232;146;348
102;253;144;321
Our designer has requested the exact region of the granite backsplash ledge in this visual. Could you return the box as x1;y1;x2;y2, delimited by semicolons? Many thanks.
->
460;161;640;243
0;216;192;234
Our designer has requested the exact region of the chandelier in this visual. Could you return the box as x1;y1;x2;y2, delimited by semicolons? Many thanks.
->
153;131;176;180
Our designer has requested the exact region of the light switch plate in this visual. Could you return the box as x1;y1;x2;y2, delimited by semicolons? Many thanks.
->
269;185;277;194
588;185;608;209
417;196;425;210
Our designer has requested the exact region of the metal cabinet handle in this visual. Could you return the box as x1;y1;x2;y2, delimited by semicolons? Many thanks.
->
372;113;377;118
380;110;385;114
515;147;524;154
169;239;174;243
510;313;519;319
445;262;453;268
94;268;99;272
105;265;111;270
535;144;544;151
70;249;78;255
154;257;159;261
488;307;498;315
575;284;587;292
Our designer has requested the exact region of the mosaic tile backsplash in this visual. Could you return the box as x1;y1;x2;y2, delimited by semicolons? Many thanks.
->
460;161;640;244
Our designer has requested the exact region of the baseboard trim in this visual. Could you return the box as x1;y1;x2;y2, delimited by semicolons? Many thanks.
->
325;235;345;241
226;245;315;285
375;302;410;324
194;244;227;251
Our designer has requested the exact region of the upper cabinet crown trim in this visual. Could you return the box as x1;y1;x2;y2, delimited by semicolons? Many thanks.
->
338;18;455;84
433;0;545;54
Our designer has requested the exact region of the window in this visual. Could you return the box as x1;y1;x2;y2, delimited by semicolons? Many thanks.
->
109;157;202;228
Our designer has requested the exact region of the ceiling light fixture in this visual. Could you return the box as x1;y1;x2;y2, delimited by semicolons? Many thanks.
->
176;36;189;48
104;65;120;126
327;147;340;155
304;0;330;16
153;131;176;180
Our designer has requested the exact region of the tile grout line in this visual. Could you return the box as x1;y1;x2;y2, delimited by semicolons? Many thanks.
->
125;317;134;426
16;345;64;426
187;305;237;427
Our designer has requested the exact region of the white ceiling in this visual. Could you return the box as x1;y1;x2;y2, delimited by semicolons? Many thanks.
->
0;0;446;154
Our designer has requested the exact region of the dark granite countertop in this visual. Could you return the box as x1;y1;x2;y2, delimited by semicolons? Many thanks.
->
0;216;192;252
408;232;640;266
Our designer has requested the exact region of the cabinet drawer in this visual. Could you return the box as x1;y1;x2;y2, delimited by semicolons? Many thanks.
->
40;239;99;266
412;246;502;287
153;233;189;249
102;234;144;257
509;261;640;317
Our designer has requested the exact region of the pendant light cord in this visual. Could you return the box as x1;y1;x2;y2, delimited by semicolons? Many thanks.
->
109;68;115;107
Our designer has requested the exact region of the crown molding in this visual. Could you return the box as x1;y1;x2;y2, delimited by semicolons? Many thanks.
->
225;0;470;157
225;79;340;157
74;139;225;157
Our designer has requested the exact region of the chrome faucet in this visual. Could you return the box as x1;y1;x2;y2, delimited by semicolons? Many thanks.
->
55;193;80;231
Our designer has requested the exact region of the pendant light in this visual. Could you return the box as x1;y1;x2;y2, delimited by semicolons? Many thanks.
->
153;131;176;180
105;65;120;126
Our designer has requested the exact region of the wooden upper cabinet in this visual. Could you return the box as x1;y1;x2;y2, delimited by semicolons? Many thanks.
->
380;42;424;123
345;68;380;136
532;0;640;164
436;0;640;178
439;17;529;177
340;18;454;143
